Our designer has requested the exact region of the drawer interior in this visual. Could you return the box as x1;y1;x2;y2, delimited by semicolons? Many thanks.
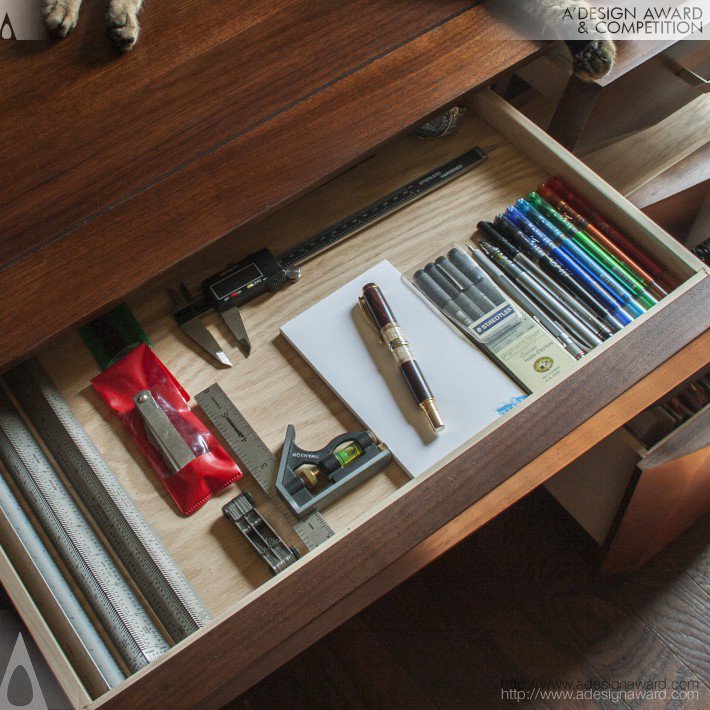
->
1;90;706;706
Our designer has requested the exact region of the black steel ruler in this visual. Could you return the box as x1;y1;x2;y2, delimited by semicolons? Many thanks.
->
195;384;335;551
172;148;487;367
279;147;488;266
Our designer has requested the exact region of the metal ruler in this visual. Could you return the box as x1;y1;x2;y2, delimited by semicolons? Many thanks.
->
279;147;488;266
0;387;169;673
195;384;334;551
4;359;212;644
0;470;125;692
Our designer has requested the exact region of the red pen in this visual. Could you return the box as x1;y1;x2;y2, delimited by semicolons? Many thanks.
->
538;184;668;299
545;177;677;292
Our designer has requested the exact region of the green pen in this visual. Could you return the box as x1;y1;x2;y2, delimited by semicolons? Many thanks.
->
526;193;658;309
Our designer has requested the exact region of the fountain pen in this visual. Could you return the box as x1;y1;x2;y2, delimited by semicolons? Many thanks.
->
359;282;444;432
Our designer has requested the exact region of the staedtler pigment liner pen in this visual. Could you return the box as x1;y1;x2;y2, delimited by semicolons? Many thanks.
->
493;215;623;335
537;184;668;299
545;177;677;291
423;263;487;320
505;207;634;327
526;193;658;309
514;200;646;319
478;221;614;341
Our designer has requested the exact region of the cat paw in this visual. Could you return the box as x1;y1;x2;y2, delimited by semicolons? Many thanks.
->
105;1;140;51
42;0;80;38
572;40;616;82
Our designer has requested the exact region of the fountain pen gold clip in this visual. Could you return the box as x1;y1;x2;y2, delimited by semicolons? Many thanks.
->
358;296;384;344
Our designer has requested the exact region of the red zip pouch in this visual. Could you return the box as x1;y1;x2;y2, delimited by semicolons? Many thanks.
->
92;343;241;515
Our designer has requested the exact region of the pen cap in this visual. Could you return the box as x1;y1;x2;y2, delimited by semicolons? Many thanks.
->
476;222;517;258
516;200;565;243
423;263;461;299
506;207;554;251
468;246;505;280
527;193;576;236
413;270;451;308
360;283;399;330
479;241;524;277
435;256;474;290
537;185;582;221
447;249;503;306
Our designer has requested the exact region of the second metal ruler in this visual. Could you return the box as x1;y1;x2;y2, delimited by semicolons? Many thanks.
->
0;386;169;673
195;385;334;551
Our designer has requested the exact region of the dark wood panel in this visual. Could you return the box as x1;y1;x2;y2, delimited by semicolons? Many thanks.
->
1;0;476;262
603;448;710;576
97;281;709;708
233;490;708;710
0;7;541;370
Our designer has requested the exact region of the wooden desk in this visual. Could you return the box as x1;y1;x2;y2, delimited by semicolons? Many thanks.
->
0;1;541;369
1;6;707;709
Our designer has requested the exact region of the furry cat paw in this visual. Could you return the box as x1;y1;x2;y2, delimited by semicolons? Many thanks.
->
105;0;140;51
572;40;616;82
42;0;81;38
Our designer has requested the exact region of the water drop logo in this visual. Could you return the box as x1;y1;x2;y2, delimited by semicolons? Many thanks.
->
1;12;16;39
0;634;48;709
0;2;48;39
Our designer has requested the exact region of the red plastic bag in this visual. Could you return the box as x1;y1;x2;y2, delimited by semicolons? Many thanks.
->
92;343;241;515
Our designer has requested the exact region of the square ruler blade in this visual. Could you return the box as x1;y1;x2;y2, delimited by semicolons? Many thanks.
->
195;385;334;551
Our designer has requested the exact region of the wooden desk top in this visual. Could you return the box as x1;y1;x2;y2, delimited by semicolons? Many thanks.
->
0;1;541;370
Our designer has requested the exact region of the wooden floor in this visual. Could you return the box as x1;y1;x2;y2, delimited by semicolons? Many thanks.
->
1;489;707;708
232;489;709;710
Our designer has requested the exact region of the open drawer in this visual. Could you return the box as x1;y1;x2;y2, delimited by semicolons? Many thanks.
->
1;89;708;708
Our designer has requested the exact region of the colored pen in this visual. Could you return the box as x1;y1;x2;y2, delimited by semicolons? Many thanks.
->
505;207;633;327
545;177;677;291
537;184;668;299
423;263;487;319
526;193;658;309
478;221;614;341
493;215;623;334
515;200;646;318
479;241;601;350
470;247;585;360
359;283;444;432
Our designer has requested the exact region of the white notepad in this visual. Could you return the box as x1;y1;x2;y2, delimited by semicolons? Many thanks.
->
281;261;525;478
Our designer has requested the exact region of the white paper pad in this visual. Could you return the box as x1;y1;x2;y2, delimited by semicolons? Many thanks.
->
281;261;525;478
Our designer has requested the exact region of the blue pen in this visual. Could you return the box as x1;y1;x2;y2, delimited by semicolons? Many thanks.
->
515;200;645;318
506;207;633;327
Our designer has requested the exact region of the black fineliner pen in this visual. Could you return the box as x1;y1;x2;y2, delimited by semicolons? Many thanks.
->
478;221;614;341
470;247;585;360
493;215;623;335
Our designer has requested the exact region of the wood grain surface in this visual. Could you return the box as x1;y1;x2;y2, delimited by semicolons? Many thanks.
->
2;82;706;705
0;1;542;370
232;490;708;709
92;309;709;708
5;88;703;706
